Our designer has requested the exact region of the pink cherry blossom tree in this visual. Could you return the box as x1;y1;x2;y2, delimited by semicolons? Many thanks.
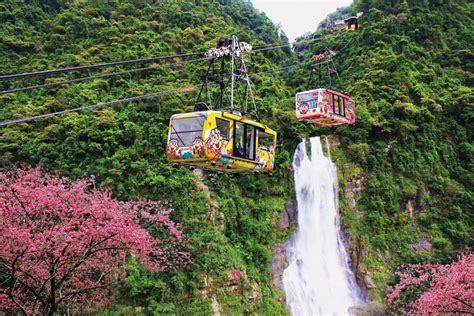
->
0;167;190;315
387;253;473;314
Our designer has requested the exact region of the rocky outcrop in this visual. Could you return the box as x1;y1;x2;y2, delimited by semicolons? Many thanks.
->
345;176;365;211
406;200;415;218
363;272;376;289
211;294;221;316
276;202;298;231
343;176;373;295
272;202;297;293
349;302;385;316
226;268;263;304
285;202;298;223
401;186;429;218
227;269;248;287
200;275;221;316
193;169;225;231
327;135;341;150
346;235;378;295
411;237;432;252
275;210;290;231
271;242;288;292
248;283;263;302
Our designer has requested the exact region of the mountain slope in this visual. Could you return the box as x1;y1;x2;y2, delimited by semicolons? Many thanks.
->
0;0;472;313
283;0;473;301
0;0;292;314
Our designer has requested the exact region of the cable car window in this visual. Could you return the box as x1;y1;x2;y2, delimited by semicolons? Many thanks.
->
342;97;346;116
258;131;274;151
296;91;318;111
216;118;230;140
340;96;344;115
332;94;339;115
333;95;343;116
234;121;245;158
338;96;342;115
170;117;205;147
246;125;256;160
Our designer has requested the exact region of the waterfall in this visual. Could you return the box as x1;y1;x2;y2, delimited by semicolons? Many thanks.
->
282;137;364;315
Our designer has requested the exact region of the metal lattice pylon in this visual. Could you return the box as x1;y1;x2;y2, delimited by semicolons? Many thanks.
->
194;35;257;117
307;49;340;89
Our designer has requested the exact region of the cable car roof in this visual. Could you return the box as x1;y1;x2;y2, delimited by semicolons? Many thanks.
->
170;110;274;132
296;88;355;104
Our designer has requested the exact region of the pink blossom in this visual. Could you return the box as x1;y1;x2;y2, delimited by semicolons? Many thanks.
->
0;167;190;315
387;253;474;314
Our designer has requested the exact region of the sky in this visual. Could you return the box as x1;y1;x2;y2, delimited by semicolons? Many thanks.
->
252;0;353;42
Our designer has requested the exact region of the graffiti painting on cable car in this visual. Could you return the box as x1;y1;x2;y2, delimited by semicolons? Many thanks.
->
192;137;205;156
205;128;224;160
166;138;181;159
167;111;277;173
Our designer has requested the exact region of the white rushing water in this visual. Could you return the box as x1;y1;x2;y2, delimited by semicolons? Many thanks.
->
283;136;364;315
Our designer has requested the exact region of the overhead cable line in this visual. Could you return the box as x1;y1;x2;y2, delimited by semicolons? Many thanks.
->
249;60;329;78
0;59;329;128
0;86;197;127
0;38;319;95
0;52;206;82
0;37;322;83
0;57;211;95
0;35;357;126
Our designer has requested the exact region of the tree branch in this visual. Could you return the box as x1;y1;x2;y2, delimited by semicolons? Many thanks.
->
5;249;29;315
56;283;110;306
56;234;118;289
452;296;474;309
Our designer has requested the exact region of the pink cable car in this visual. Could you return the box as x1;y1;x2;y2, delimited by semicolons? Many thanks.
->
295;88;356;126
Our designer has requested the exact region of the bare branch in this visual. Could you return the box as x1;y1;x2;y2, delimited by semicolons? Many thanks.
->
56;283;110;306
452;296;474;309
56;234;118;289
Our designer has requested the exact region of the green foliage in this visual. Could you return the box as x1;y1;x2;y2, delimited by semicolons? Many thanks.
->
289;0;473;302
0;0;291;313
0;0;472;312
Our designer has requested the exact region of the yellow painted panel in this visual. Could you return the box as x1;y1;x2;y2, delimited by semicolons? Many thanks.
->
167;110;277;173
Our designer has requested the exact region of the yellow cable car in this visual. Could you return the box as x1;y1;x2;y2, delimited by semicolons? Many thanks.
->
344;16;359;31
166;36;277;174
167;110;276;173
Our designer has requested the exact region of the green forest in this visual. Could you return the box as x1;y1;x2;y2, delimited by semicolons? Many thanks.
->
0;0;472;314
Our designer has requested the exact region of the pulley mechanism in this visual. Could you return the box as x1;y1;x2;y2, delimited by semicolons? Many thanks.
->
194;35;257;118
308;49;340;89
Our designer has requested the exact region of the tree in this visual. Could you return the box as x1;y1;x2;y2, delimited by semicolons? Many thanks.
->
0;167;190;315
387;253;474;314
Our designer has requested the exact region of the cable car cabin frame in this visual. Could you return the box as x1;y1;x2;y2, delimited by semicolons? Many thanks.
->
166;111;277;173
295;88;356;126
344;16;359;31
